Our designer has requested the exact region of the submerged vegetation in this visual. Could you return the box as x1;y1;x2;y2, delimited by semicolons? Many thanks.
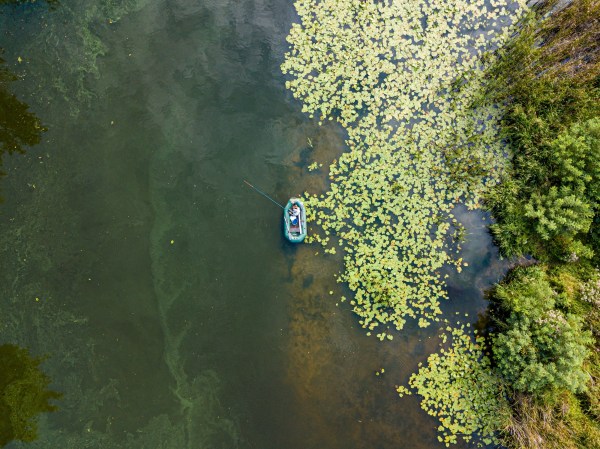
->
1;0;150;117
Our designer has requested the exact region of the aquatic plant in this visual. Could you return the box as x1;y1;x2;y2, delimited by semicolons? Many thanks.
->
282;0;528;334
0;344;61;447
397;327;509;447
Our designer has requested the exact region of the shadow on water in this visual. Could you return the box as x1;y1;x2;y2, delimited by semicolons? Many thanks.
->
0;344;61;447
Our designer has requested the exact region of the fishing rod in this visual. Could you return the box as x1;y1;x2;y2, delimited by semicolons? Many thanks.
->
243;180;292;239
243;180;285;209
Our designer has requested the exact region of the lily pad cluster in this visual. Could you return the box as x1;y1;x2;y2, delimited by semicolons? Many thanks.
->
282;0;528;335
396;327;509;447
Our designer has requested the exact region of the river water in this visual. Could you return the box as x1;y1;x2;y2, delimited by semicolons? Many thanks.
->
0;1;509;448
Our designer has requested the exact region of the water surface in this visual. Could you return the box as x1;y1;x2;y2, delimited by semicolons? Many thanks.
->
0;1;508;448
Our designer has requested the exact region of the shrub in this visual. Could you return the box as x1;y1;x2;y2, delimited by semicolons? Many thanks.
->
486;117;600;261
491;266;592;396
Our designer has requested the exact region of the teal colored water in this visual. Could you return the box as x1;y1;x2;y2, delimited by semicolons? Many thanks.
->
0;1;509;448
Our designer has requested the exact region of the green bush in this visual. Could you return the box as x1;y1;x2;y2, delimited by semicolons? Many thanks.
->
491;266;592;396
482;3;600;261
523;186;592;241
549;118;600;200
484;3;600;447
487;117;600;261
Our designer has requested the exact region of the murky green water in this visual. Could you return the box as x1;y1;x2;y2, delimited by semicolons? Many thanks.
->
0;1;509;448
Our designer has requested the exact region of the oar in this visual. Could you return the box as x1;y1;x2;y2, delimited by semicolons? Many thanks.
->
243;180;291;238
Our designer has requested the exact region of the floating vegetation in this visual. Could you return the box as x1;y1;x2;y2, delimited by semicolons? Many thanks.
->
397;327;509;447
0;344;61;447
282;0;528;333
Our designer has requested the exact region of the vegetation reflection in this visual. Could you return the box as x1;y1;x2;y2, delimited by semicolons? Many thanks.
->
0;51;46;181
0;344;61;447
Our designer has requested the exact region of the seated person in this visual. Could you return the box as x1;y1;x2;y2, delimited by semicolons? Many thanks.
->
289;204;300;225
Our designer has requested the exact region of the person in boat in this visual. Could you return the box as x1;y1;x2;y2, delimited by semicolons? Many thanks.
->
289;203;300;225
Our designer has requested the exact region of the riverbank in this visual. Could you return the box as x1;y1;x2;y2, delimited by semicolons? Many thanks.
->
483;1;600;447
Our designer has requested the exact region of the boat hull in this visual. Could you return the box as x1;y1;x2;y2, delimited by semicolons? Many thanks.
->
283;198;307;243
